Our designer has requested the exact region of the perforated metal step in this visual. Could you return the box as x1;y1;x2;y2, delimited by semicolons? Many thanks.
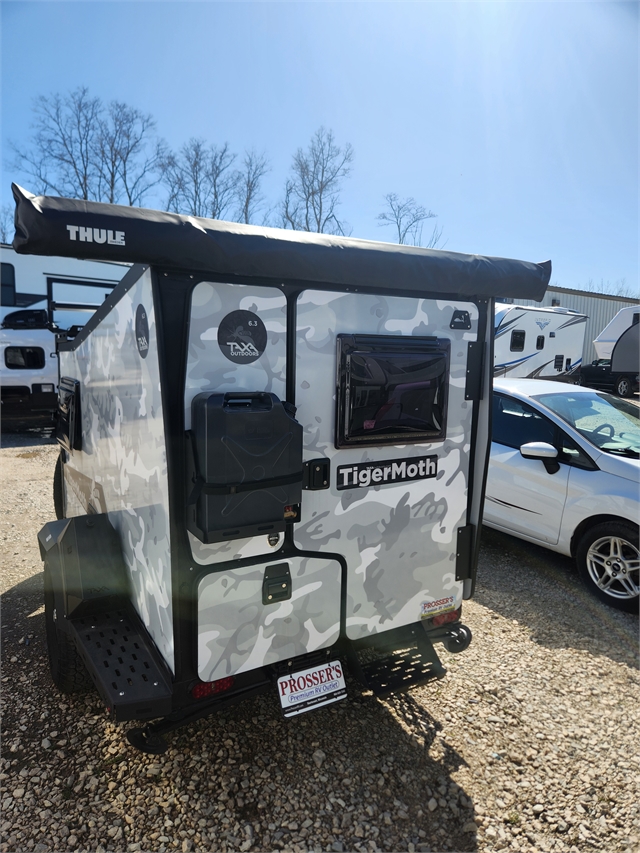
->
354;644;446;697
70;609;173;722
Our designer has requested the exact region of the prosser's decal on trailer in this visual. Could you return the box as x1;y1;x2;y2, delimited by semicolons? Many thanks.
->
336;455;438;490
420;596;456;619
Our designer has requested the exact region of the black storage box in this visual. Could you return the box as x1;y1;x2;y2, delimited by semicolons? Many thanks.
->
187;392;303;543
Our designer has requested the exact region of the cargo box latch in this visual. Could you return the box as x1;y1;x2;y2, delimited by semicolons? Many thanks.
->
303;458;330;490
262;563;292;605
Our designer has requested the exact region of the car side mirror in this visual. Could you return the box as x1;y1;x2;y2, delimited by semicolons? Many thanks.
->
519;442;560;474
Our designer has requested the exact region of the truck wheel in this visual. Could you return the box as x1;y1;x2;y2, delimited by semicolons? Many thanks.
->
576;522;639;613
44;564;91;693
615;376;632;397
53;454;64;520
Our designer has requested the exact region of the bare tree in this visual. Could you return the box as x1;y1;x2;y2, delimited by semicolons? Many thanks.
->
95;101;166;206
235;149;270;225
11;86;163;205
280;127;354;235
0;204;14;243
160;138;239;219
377;193;443;247
580;278;635;299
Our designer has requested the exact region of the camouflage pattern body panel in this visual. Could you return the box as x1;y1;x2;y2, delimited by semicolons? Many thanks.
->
60;268;174;672
198;556;341;681
293;291;479;641
184;281;287;565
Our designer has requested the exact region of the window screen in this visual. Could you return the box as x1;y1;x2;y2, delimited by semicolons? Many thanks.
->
4;346;45;370
510;330;525;352
336;335;449;448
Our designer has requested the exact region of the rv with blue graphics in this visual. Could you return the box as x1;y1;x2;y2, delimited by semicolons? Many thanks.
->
494;303;587;379
12;184;550;753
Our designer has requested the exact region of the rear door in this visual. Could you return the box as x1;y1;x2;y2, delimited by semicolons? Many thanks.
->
294;291;479;641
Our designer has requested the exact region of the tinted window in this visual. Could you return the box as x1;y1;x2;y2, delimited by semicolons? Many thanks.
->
4;346;45;370
336;335;449;447
510;330;525;352
492;394;556;448
536;335;545;350
1;262;16;307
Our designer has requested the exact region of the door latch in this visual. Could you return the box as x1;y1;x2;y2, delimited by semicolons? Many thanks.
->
303;458;330;490
262;563;292;605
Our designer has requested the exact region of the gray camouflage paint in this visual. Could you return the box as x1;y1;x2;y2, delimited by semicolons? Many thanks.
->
184;281;288;566
198;556;341;681
60;268;174;672
293;290;478;641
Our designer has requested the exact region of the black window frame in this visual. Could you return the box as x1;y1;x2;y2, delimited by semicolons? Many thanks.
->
4;346;46;370
335;334;450;449
1;262;16;307
510;330;526;352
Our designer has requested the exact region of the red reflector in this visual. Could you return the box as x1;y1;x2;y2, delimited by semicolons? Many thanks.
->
191;676;235;700
432;607;461;628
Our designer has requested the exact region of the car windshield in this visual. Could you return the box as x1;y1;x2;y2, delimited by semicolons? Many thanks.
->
533;391;640;457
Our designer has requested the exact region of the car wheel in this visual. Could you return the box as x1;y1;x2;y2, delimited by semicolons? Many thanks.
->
615;376;632;397
576;522;639;613
53;454;64;520
44;564;92;693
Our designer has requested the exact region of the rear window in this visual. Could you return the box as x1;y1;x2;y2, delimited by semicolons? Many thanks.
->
4;346;45;370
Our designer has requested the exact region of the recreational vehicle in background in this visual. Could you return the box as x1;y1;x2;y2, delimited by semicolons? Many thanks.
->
494;303;587;379
593;305;640;360
0;244;127;426
13;185;550;753
578;305;640;397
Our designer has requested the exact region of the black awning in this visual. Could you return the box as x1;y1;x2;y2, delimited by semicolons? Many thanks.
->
12;184;550;301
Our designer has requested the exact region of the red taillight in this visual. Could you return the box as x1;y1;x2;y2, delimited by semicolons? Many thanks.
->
191;676;235;700
432;607;461;627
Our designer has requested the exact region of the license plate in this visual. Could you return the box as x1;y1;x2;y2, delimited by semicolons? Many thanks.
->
277;659;347;717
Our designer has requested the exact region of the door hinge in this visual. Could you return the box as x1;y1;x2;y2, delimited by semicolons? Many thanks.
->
465;342;485;401
455;525;475;582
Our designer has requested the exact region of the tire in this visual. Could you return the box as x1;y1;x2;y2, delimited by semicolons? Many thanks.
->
615;375;632;398
576;522;639;613
443;625;473;654
53;454;64;520
44;564;92;693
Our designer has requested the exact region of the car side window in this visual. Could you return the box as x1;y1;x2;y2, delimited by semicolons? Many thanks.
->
492;394;556;449
557;433;596;470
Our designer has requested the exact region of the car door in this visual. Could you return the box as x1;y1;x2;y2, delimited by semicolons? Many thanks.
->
485;393;570;544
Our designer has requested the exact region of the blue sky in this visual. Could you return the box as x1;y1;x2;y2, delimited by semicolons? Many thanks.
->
1;1;638;293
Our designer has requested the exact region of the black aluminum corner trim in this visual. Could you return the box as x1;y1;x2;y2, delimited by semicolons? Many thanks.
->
465;341;485;401
455;525;475;582
57;264;149;351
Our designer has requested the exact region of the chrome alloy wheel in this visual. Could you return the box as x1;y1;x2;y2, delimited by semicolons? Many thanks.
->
585;535;640;601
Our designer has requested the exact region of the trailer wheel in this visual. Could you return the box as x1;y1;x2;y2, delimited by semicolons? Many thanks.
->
443;624;472;654
44;564;91;693
615;375;632;398
577;522;639;613
53;454;64;520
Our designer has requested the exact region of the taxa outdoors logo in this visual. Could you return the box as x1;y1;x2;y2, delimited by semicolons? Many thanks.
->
67;225;125;246
336;454;438;491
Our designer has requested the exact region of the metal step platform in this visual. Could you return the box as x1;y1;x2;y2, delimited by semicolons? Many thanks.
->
349;631;447;697
70;608;173;721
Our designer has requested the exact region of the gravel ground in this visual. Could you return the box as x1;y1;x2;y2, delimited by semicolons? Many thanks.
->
1;431;639;853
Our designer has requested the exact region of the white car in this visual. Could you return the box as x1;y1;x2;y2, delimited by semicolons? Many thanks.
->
484;378;639;612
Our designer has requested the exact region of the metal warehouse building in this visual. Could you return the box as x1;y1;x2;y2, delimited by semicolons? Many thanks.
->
505;286;639;365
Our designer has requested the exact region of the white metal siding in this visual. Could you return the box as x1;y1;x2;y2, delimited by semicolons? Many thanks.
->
508;287;639;364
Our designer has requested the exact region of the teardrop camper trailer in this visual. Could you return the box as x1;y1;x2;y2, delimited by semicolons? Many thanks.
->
12;184;551;753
